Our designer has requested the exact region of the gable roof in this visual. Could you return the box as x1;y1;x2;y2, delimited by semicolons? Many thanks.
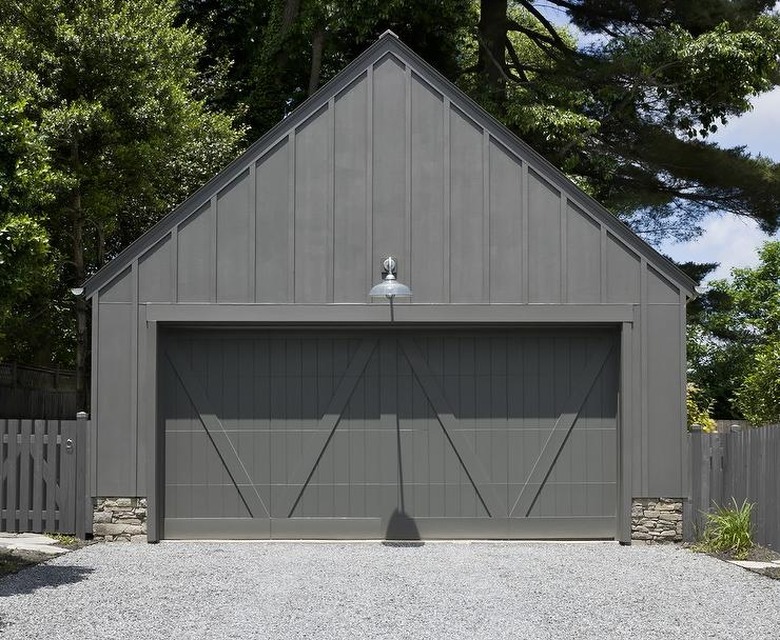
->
83;30;696;298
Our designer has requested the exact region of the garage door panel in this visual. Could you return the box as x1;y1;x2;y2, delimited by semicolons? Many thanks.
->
308;429;396;487
588;482;616;516
165;484;250;519
545;429;615;484
525;483;613;519
165;432;232;486
162;329;618;539
507;430;545;484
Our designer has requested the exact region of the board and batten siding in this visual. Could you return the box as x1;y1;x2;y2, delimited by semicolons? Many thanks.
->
89;45;687;505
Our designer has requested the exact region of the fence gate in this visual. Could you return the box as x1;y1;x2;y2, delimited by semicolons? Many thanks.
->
0;418;90;538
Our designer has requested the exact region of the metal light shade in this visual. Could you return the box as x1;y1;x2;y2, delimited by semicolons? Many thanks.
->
369;278;413;298
369;256;412;298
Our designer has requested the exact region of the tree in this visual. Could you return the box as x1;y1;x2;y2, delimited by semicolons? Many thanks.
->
0;29;59;362
689;241;780;420
470;0;780;243
686;382;716;432
178;0;474;136
735;338;780;425
181;1;780;244
0;0;244;407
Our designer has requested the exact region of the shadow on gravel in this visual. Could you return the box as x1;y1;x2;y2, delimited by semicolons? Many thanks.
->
0;563;94;597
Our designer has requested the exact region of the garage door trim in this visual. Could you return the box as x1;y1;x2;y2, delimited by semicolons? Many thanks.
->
142;319;635;543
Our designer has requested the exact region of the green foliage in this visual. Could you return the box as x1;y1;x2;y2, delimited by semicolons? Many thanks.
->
180;0;474;137
0;215;54;360
45;532;79;546
690;241;780;418
0;0;244;366
735;338;780;425
686;383;717;432
695;498;755;560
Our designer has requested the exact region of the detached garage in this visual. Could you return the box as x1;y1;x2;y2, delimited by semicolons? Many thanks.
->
83;32;695;543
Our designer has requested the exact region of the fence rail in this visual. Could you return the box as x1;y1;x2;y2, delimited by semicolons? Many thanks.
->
689;425;780;550
0;418;89;538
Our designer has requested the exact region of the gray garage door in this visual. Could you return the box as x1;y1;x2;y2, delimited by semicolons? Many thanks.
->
160;328;618;539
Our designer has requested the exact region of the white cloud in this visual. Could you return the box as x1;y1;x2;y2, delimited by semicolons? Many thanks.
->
660;85;780;282
660;216;777;283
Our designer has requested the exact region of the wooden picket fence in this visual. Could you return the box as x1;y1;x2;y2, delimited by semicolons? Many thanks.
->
0;417;90;538
688;425;780;550
0;362;79;419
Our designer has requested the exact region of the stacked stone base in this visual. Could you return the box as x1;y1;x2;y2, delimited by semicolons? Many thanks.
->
631;498;683;543
93;497;147;542
93;496;681;544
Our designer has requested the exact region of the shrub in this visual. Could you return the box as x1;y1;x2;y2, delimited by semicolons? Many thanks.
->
734;339;780;426
696;498;755;560
687;383;717;433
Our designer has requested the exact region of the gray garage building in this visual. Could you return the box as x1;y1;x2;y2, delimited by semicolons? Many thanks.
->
83;32;695;543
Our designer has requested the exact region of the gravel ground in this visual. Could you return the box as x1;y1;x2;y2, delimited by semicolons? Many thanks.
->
1;541;779;640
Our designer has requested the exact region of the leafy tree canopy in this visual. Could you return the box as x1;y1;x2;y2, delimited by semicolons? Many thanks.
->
689;241;780;419
0;0;244;367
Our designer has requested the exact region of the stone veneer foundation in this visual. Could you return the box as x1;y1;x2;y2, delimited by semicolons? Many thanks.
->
93;496;682;543
631;498;683;543
93;497;147;542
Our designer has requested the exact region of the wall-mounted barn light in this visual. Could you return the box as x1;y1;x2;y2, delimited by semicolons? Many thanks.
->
368;257;412;299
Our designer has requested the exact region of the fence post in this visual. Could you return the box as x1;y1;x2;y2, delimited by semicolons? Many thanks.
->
75;411;88;539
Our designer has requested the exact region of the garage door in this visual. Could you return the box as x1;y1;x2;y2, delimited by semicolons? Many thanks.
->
160;329;618;539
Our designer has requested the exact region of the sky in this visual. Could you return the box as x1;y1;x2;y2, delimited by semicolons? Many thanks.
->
659;88;780;284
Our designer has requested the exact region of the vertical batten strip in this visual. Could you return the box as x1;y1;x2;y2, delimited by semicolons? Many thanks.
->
442;97;451;302
600;226;607;302
640;256;649;494
405;65;412;289
365;64;374;296
210;195;218;303
483;131;490;303
520;162;529;303
130;260;139;493
287;133;296;302
170;228;179;303
327;97;336;303
248;162;257;301
560;195;568;301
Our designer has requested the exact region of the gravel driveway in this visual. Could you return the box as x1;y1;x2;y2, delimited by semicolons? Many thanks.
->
1;541;779;639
